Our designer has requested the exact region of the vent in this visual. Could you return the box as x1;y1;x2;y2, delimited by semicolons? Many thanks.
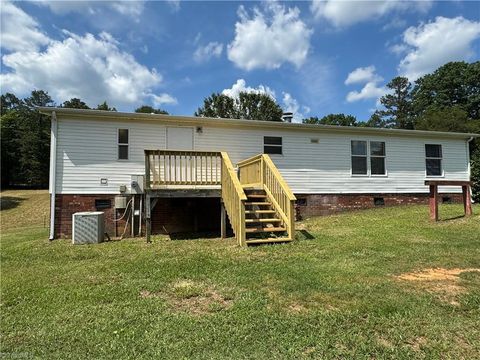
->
374;197;385;206
442;196;452;204
95;199;111;210
296;198;307;206
72;212;105;245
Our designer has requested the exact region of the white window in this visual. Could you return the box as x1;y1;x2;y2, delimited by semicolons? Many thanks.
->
425;144;442;176
264;136;282;155
351;140;386;176
118;129;129;160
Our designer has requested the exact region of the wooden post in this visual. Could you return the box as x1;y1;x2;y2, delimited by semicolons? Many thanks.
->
146;193;151;243
220;201;226;239
429;184;439;221
463;185;473;216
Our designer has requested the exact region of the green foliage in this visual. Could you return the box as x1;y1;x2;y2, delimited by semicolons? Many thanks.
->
412;61;480;121
415;106;471;132
134;105;168;114
377;76;413;129
62;98;90;109
360;112;387;128
471;144;480;202
303;113;357;126
1;90;52;187
96;101;117;111
195;92;283;121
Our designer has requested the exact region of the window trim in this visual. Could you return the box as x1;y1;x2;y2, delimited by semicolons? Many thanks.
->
350;139;388;177
425;143;444;178
117;128;130;161
263;136;283;156
370;141;387;177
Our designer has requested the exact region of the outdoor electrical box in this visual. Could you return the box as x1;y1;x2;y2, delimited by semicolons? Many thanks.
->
131;175;144;194
114;195;127;209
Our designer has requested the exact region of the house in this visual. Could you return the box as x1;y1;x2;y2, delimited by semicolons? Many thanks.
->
40;107;477;245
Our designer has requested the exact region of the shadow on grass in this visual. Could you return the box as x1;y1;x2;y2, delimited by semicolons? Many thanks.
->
169;231;221;240
0;196;26;211
439;214;467;222
297;229;315;240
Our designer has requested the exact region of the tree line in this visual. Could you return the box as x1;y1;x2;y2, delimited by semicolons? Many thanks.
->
1;61;479;200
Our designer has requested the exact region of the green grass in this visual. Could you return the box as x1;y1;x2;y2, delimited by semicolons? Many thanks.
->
1;190;480;359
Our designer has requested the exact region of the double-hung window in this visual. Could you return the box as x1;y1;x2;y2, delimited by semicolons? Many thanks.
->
351;140;386;176
425;144;442;176
264;136;282;155
118;129;129;160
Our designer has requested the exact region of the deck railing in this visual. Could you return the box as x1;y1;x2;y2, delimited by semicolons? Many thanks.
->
237;154;296;240
145;150;221;188
220;152;247;246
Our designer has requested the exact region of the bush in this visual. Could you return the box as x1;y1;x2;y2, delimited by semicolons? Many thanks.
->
471;143;480;202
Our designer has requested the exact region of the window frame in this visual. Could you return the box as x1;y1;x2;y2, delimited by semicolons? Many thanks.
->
263;136;283;155
425;144;443;177
117;128;130;161
350;140;388;177
350;140;368;176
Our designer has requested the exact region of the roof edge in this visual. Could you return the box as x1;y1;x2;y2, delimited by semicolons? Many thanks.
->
37;107;480;139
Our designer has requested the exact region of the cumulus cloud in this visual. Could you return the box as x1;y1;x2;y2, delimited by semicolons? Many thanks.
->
227;3;313;70
311;0;431;28
32;0;145;18
282;92;310;123
1;3;175;109
344;66;382;85
1;1;51;52
193;42;223;62
222;79;276;99
397;16;480;80
345;66;385;103
166;0;181;12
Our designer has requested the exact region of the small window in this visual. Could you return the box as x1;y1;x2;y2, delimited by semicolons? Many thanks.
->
264;136;282;155
370;141;386;175
95;199;111;210
351;140;367;175
118;129;129;160
425;144;442;176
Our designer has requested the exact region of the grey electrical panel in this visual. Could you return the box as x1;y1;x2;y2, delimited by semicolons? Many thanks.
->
131;175;144;194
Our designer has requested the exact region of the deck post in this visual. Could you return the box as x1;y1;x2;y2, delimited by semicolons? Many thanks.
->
220;200;226;239
429;184;438;221
462;185;473;216
146;193;151;243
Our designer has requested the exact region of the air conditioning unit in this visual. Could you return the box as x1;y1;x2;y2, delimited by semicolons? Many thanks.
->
72;212;105;245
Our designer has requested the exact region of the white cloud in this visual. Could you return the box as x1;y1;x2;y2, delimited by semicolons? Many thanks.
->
227;3;313;70
0;1;51;52
32;0;145;18
193;42;223;62
282;92;310;123
166;0;181;12
344;66;382;85
222;79;276;100
1;4;174;110
397;16;480;80
345;66;385;103
311;0;431;28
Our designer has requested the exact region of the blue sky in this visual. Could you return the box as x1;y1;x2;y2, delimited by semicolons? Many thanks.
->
1;1;479;122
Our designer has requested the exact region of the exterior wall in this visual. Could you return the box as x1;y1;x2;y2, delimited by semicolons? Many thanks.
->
55;116;470;196
295;193;464;219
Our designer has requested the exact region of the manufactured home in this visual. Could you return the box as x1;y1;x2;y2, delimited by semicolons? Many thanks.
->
40;107;477;245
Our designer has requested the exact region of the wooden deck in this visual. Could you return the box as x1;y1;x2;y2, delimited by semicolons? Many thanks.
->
144;150;296;246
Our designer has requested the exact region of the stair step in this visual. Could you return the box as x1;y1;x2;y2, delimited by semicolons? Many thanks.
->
242;185;263;191
245;202;272;206
245;226;286;233
245;218;281;223
246;238;293;244
245;210;276;214
246;194;267;199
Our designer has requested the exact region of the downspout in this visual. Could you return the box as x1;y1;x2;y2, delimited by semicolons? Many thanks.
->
467;136;474;203
49;111;58;240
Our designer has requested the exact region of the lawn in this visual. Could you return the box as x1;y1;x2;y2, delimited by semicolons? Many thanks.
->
1;190;479;359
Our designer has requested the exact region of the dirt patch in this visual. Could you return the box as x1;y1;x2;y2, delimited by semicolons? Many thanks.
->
140;280;233;315
396;268;480;305
406;336;428;352
287;302;308;314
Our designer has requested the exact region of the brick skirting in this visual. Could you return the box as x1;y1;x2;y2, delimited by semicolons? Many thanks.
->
295;193;464;219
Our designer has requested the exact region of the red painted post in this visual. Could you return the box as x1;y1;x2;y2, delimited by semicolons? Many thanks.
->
463;185;473;216
429;184;438;221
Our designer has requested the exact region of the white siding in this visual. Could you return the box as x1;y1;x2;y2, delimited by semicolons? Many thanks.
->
56;117;470;194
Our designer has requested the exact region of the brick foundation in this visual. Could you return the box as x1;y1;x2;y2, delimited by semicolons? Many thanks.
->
295;193;464;219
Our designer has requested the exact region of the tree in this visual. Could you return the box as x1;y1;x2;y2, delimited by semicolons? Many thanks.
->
1;93;22;115
415;107;470;133
377;76;413;129
96;101;117;111
303;114;357;126
62;98;90;109
195;92;283;121
471;145;480;202
411;61;480;121
134;105;168;114
360;112;387;128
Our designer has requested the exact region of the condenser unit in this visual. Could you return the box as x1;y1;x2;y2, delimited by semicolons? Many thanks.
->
72;212;105;245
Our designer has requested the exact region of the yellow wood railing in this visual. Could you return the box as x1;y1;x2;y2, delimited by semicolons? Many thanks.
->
145;150;221;188
220;152;247;246
238;154;296;240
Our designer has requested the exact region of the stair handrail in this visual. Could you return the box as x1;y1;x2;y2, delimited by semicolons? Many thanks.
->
220;152;247;246
238;154;296;240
